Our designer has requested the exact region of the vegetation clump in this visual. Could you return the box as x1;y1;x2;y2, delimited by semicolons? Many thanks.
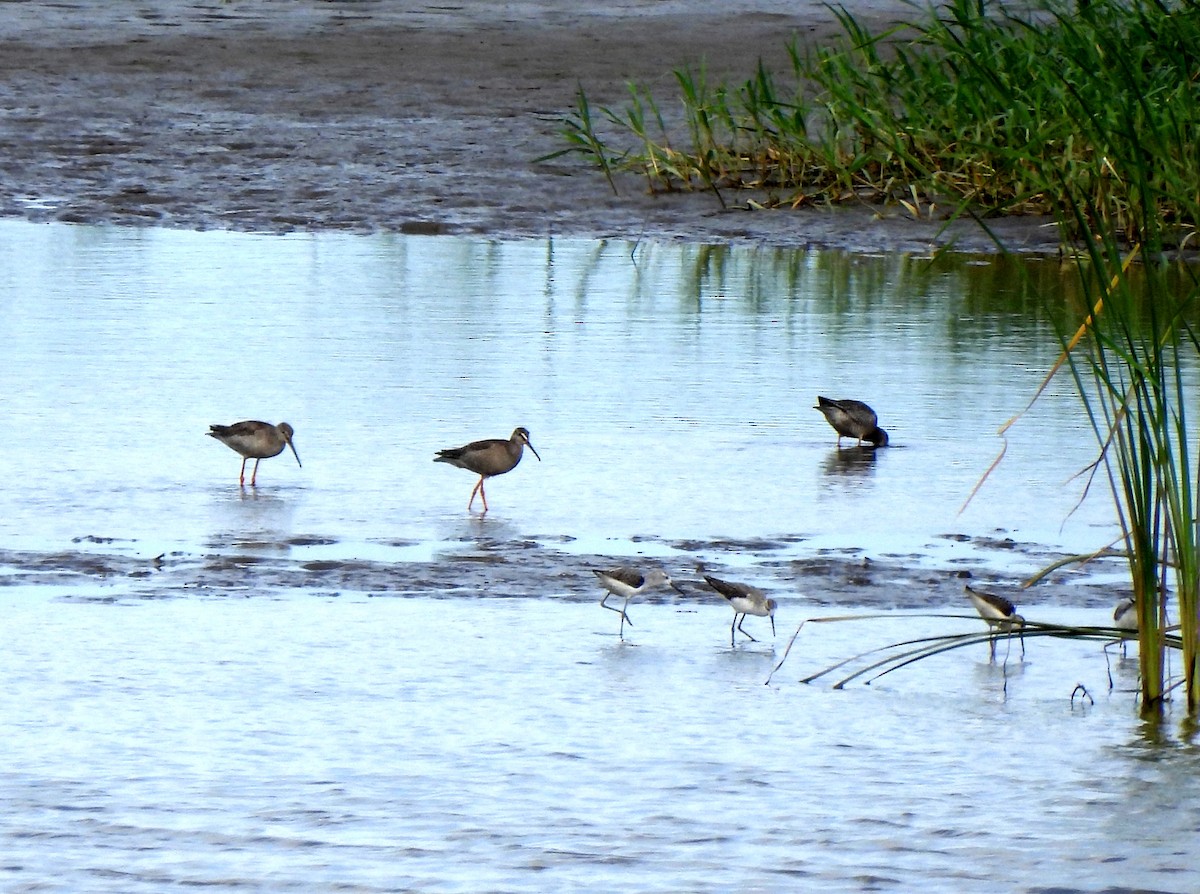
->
551;0;1200;248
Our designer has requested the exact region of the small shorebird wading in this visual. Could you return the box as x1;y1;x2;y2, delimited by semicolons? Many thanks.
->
207;421;301;487
1113;597;1138;632
814;396;889;448
592;566;684;638
965;584;1025;659
704;574;777;645
1110;597;1138;658
433;426;540;512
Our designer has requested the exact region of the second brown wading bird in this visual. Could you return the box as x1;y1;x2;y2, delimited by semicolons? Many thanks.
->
207;420;301;487
434;426;540;512
815;396;889;448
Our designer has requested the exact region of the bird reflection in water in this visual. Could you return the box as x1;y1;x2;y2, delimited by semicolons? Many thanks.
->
821;445;879;478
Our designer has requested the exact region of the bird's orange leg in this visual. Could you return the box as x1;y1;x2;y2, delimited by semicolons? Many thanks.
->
238;457;248;486
468;477;484;511
250;458;261;487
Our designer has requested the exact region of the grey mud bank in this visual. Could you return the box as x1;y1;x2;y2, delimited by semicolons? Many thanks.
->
0;0;1058;253
0;533;1126;614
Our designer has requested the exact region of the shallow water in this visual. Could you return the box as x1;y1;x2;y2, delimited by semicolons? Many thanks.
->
1;221;1194;892
0;222;1120;566
3;591;1197;893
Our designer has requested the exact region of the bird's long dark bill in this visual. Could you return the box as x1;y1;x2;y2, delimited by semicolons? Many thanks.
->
526;443;542;462
286;438;302;468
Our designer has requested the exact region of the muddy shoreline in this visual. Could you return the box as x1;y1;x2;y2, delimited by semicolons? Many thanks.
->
1;533;1127;614
0;0;1060;253
1;2;1108;609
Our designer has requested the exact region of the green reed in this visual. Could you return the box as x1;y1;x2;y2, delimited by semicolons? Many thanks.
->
548;85;619;195
1048;206;1200;714
1024;0;1200;712
552;0;1200;243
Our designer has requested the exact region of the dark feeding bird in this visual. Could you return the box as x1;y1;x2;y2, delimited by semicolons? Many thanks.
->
815;396;888;448
434;426;540;512
704;575;777;645
965;584;1025;659
592;566;684;638
207;421;301;487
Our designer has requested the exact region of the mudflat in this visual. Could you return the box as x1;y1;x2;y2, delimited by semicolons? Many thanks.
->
0;0;1057;252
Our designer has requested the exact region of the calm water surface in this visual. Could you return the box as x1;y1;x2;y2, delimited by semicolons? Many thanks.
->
1;221;1195;892
0;221;1118;561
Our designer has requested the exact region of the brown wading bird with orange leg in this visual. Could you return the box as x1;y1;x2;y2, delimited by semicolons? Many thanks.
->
207;421;301;487
434;426;540;512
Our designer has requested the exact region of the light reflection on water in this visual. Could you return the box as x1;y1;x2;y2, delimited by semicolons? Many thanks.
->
0;221;1122;568
4;222;1198;891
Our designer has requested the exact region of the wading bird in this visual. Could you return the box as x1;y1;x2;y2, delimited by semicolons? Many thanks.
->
965;584;1025;659
1113;597;1137;632
815;396;889;447
1109;597;1138;659
592;566;684;638
704;575;777;645
207;421;301;487
434;426;540;512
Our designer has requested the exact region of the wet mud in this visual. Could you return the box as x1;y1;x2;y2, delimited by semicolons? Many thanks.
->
0;0;1060;254
1;532;1127;618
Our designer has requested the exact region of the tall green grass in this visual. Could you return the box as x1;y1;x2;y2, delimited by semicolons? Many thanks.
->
1049;195;1200;714
550;0;1200;245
